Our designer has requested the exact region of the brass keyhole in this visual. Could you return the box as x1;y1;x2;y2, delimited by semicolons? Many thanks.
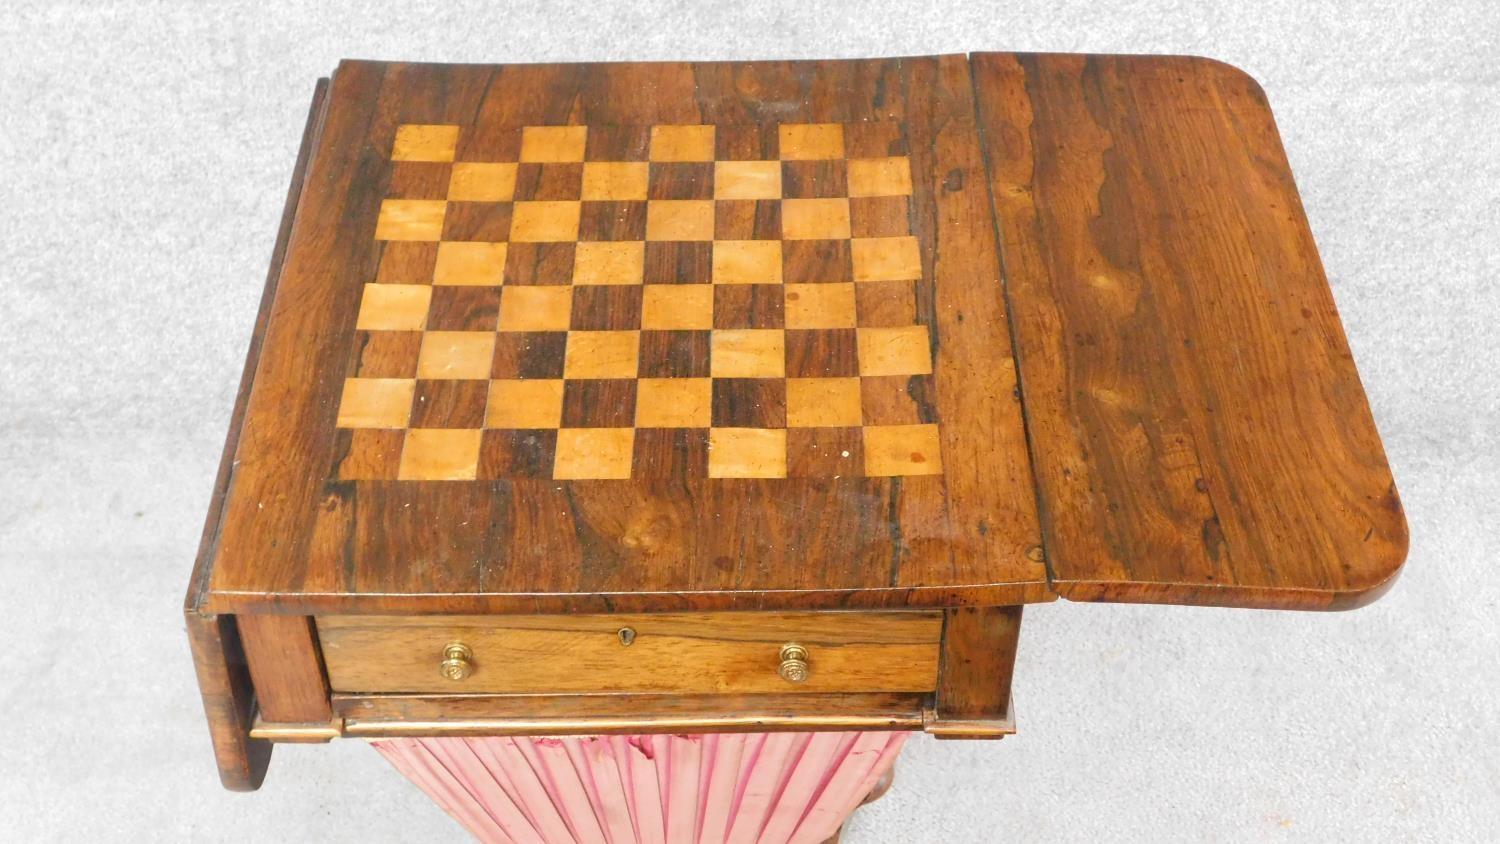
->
440;642;474;681
617;627;637;646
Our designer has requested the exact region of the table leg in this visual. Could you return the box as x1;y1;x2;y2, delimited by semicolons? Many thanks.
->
374;731;909;843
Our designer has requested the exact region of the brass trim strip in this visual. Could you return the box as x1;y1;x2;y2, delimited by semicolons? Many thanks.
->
247;695;1012;741
342;713;923;738
249;715;343;743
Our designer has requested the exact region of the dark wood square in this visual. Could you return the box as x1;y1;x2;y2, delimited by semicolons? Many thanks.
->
639;329;710;377
850;196;911;238
713;284;784;329
352;330;422;378
649;162;714;200
853;279;918;327
787;427;863;478
477;429;557;479
334;428;405;480
585;125;651;161
409;379;488;428
441;201;513;242
455;126;522;162
491;331;568;379
861;374;938;425
579;200;648;241
376;242;438;284
562;379;638;427
786;328;859;377
632;428;709;480
426;286;501;331
504;242;576;285
513;163;583;201
714;124;779;160
715;200;781;240
782;239;853;283
387;161;452;199
572;286;644;331
644;241;712;284
712;378;787;427
781;160;847;198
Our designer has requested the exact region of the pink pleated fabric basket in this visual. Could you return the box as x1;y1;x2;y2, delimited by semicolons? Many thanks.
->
372;731;908;844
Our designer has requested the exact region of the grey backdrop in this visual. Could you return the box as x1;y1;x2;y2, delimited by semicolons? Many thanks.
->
2;1;1497;841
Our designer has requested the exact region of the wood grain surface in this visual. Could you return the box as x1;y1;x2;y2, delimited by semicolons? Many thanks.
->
201;57;1047;615
319;611;941;695
238;615;332;722
972;53;1407;609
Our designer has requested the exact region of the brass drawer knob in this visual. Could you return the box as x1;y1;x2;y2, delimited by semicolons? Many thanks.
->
778;644;810;683
439;642;474;681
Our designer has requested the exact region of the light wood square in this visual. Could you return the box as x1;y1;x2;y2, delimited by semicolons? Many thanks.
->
520;126;588;162
356;283;431;330
582;162;649;200
781;198;851;240
786;377;862;427
784;283;856;328
398;429;483;481
564;330;641;379
863;423;943;476
486;379;564;428
847;157;913;197
448;162;517;201
417;331;497;379
499;286;573;332
712;240;783;284
510;201;581;242
376;199;447;241
711;329;785;378
851;236;922;281
642;284;713;329
434;242;508;285
779;123;845;160
857;326;933;376
574;242;645;285
646;200;715;241
650;125;716;161
336;378;415;428
554;428;636;479
392;124;459;162
709;428;788;478
715;161;782;199
636;378;712;427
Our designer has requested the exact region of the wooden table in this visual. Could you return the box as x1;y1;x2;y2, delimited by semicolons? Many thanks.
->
185;52;1407;841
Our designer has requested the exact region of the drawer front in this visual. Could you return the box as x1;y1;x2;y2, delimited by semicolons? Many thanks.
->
318;612;942;695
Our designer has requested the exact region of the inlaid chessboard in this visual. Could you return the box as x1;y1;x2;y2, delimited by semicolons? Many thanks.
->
335;121;943;481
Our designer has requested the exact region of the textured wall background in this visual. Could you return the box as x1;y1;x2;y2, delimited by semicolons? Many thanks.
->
2;2;1496;840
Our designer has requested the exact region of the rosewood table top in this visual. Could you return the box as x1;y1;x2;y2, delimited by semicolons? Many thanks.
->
191;53;1404;618
184;52;1408;796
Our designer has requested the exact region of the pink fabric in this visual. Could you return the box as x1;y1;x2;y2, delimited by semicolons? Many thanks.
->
373;732;908;843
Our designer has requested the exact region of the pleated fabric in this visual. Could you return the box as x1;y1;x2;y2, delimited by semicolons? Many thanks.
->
372;732;908;843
